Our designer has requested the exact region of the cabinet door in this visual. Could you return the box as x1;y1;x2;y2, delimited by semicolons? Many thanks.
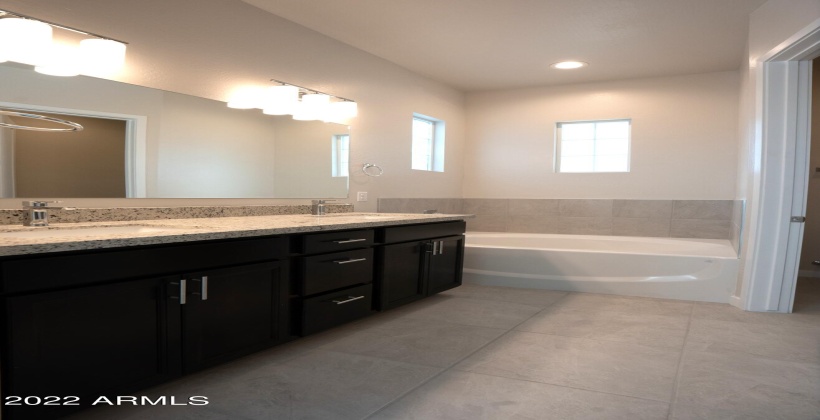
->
376;241;426;310
426;235;465;295
176;261;287;373
4;276;172;420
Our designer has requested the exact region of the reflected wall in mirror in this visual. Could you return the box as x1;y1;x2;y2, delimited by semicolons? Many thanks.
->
0;63;350;198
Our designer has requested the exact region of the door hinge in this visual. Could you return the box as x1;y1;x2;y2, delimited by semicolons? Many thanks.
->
791;216;806;223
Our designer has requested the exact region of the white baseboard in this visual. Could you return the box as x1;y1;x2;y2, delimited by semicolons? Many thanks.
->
729;295;743;309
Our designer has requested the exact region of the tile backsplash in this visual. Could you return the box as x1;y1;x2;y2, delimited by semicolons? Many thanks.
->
379;198;743;254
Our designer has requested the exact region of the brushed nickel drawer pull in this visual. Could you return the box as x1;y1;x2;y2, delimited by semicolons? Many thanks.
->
332;238;367;244
333;258;367;265
332;295;365;305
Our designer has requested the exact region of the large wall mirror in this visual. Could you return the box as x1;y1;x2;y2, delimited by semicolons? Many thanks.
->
0;64;350;198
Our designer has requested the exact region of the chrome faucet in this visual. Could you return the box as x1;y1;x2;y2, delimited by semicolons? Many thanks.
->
311;200;328;216
22;201;66;227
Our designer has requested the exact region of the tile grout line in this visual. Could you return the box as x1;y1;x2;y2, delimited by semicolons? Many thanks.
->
666;302;696;420
360;291;576;419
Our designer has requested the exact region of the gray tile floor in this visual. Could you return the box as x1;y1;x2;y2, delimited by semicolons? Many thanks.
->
75;280;820;420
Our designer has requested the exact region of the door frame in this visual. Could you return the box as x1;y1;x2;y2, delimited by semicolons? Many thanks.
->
740;19;820;312
0;101;147;198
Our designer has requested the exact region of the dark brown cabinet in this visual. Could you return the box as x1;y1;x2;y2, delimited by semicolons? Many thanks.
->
0;219;466;419
1;236;289;420
375;222;465;310
4;276;172;420
426;235;465;295
295;230;375;335
170;261;288;374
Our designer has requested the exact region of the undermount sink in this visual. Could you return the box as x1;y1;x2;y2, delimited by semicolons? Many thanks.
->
0;225;189;239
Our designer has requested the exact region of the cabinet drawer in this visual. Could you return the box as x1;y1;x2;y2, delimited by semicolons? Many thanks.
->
301;248;373;296
379;221;465;244
302;284;372;335
300;229;374;254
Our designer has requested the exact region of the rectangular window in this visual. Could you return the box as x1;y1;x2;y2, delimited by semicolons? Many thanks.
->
411;114;445;172
555;119;631;173
331;134;349;177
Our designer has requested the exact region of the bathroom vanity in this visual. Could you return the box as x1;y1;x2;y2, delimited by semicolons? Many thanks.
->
0;213;467;419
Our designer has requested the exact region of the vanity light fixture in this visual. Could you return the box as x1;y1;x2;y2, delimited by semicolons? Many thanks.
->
551;61;588;70
228;79;358;123
262;85;299;115
0;9;127;77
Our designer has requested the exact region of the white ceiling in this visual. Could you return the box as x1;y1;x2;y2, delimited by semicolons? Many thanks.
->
242;0;766;92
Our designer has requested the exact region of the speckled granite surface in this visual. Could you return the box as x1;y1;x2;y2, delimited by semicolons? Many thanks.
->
0;204;354;225
0;213;472;257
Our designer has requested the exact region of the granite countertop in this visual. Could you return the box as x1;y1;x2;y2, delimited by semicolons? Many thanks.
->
0;213;473;257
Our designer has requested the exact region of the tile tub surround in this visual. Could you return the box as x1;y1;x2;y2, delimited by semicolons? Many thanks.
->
379;198;737;242
0;212;472;256
0;204;356;226
72;283;820;420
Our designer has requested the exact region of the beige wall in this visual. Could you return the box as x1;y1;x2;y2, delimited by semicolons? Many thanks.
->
463;71;739;199
735;0;820;295
273;118;348;198
154;91;279;198
0;0;466;210
13;114;125;198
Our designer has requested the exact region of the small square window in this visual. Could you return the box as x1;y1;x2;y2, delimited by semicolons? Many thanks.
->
555;119;631;173
412;114;445;172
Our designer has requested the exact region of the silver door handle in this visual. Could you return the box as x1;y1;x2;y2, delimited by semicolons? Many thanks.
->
438;240;444;255
333;258;367;264
432;241;439;255
332;238;367;244
191;276;208;301
332;295;365;305
170;280;187;305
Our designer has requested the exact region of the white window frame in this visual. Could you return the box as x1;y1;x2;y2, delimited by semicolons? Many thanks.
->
554;119;631;173
331;134;349;177
411;113;445;172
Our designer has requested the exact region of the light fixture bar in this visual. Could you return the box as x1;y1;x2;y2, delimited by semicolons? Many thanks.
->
270;79;354;102
0;9;128;45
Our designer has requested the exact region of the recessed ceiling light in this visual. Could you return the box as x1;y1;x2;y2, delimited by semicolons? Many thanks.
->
551;61;588;70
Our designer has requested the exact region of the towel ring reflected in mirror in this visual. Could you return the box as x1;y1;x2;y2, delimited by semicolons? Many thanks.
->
0;109;84;132
362;163;384;177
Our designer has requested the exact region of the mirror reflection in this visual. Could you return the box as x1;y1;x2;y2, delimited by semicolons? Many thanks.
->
0;64;350;198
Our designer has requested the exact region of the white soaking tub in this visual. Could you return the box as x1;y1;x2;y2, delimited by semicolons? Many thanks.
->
463;232;739;303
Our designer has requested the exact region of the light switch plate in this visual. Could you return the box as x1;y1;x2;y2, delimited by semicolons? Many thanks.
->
357;192;368;202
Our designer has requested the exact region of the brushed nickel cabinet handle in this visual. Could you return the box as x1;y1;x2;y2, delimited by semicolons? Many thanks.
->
170;280;187;305
333;258;367;265
331;295;365;305
432;241;439;255
439;241;444;255
332;238;367;244
190;276;208;301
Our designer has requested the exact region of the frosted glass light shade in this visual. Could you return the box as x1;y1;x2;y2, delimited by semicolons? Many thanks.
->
35;43;81;76
0;18;52;66
79;38;126;76
293;93;330;121
262;85;299;115
227;87;264;109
